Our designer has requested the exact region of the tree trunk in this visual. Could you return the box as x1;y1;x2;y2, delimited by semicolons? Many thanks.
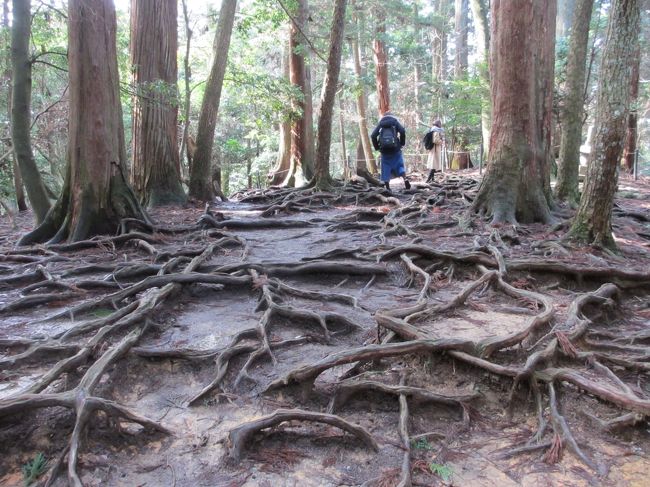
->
20;0;149;245
188;0;237;201
2;0;26;211
622;45;640;173
555;0;594;203
454;0;468;75
432;0;449;118
471;0;556;225
269;38;292;186
469;0;491;155
413;0;422;127
130;0;185;207
287;0;310;187
338;93;348;171
568;0;639;248
313;0;347;189
350;3;377;174
373;12;390;116
179;0;193;181
11;0;51;222
302;0;315;180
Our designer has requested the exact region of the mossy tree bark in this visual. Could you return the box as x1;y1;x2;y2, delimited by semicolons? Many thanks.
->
568;0;640;248
471;0;556;225
10;0;51;222
19;0;149;245
622;45;640;174
188;0;237;201
312;0;347;190
130;0;185;207
555;0;594;204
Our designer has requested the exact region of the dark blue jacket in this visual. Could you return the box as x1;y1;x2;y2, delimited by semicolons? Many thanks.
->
371;115;406;154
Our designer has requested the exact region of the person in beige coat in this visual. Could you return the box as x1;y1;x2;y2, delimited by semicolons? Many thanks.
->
426;120;445;183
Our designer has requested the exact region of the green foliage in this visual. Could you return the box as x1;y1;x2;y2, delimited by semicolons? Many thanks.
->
21;452;48;486
429;462;453;483
411;438;435;451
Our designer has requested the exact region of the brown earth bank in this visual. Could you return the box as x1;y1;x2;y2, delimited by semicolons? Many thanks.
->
0;171;649;487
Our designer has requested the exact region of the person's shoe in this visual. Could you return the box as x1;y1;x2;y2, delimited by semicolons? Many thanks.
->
426;169;436;183
404;179;411;190
384;181;390;191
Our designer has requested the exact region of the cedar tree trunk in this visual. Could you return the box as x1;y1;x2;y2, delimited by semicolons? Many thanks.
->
471;0;556;225
622;45;640;173
19;0;149;245
555;0;594;203
188;0;237;201
568;0;640;247
312;0;347;188
373;12;390;115
11;0;51;222
130;0;185;207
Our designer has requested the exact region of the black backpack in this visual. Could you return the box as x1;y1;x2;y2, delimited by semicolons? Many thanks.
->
423;130;434;150
379;125;399;151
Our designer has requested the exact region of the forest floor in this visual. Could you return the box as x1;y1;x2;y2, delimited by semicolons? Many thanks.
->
0;170;649;487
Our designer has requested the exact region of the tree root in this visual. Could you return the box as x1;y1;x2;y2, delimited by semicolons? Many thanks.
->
225;408;379;463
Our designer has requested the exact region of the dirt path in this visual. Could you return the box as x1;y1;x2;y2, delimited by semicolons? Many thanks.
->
0;173;649;486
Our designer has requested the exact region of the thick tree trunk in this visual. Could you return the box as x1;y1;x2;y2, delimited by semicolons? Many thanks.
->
269;38;292;186
313;0;347;188
350;5;377;174
188;0;237;201
373;12;390;116
471;0;556;225
555;0;594;203
622;45;640;173
130;0;185;207
469;0;491;155
568;0;640;248
11;0;51;222
20;0;149;245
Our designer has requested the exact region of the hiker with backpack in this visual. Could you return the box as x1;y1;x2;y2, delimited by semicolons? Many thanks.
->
371;111;410;191
423;120;445;183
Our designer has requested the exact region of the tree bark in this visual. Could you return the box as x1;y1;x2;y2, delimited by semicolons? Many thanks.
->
179;0;193;182
432;0;449;118
557;0;577;40
2;0;26;211
454;0;468;75
313;0;347;189
555;0;594;203
19;0;150;245
130;0;185;207
622;45;640;173
11;0;51;222
568;0;640;247
287;0;310;187
373;12;390;116
302;0;316;180
471;0;556;225
469;0;491;155
350;3;377;174
269;37;292;186
188;0;237;201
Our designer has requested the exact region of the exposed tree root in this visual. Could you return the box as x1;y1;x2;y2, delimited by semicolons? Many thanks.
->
225;408;379;463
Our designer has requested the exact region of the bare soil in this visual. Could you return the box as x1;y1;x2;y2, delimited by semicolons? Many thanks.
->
0;171;649;487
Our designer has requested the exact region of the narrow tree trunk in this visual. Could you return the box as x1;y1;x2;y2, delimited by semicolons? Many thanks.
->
269;38;292;186
568;0;640;247
288;0;310;187
557;0;577;40
130;0;185;207
179;0;193;181
454;0;468;75
622;45;640;173
413;0;422;127
338;93;348;171
469;0;491;156
188;0;237;201
555;0;594;203
471;0;556;225
302;0;315;180
20;0;149;245
373;12;390;115
2;0;26;211
350;4;377;174
432;0;449;118
11;0;51;222
313;0;348;188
